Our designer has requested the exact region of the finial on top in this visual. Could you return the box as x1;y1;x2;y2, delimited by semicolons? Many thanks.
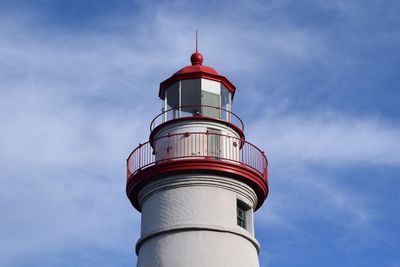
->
196;29;198;52
190;29;203;65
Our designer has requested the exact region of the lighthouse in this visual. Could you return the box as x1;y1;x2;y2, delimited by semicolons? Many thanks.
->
126;44;269;267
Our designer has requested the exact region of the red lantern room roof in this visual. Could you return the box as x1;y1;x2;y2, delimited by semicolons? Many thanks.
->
159;51;236;99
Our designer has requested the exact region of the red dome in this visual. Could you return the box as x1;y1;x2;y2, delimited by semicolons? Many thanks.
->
173;64;219;76
159;52;236;98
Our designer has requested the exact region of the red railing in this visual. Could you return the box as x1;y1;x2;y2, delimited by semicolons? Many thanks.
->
150;105;244;132
127;132;268;181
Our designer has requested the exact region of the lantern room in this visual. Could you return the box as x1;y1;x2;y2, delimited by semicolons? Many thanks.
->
158;51;237;124
161;79;232;120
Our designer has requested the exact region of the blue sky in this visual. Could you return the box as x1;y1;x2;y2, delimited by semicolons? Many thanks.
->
0;0;399;266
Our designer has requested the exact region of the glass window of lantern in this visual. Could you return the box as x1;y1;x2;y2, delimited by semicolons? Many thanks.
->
181;79;201;117
221;86;231;122
166;83;179;120
202;91;220;118
201;79;221;119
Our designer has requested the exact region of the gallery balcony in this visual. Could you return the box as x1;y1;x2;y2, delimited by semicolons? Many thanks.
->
126;132;268;211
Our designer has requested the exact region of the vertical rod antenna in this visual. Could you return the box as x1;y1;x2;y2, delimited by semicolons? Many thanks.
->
196;30;198;52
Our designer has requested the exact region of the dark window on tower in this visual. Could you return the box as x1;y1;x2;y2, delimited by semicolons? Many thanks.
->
237;200;249;229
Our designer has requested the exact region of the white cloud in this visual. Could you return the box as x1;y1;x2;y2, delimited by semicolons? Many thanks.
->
249;111;400;166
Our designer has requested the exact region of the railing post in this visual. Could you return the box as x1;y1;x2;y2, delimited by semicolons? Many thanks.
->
168;133;171;161
205;131;209;158
138;143;142;171
241;138;244;165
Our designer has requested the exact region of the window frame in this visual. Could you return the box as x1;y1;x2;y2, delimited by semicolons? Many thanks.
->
236;199;250;230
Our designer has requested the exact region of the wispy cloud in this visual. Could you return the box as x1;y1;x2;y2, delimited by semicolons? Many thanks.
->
249;111;400;166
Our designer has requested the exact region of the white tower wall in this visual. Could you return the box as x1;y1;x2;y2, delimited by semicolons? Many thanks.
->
136;173;260;267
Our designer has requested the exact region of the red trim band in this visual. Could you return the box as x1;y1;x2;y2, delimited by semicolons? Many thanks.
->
126;159;269;212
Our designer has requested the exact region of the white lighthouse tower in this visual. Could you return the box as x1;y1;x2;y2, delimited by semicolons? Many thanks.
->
126;44;269;267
